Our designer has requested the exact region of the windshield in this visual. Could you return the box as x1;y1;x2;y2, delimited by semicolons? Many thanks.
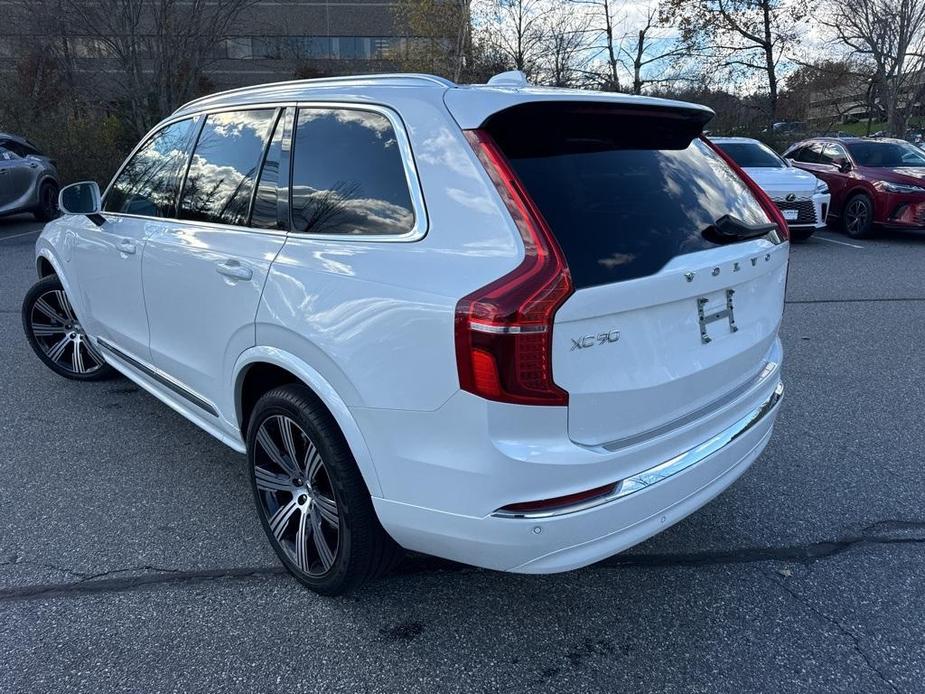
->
717;141;785;168
846;141;925;167
485;104;770;288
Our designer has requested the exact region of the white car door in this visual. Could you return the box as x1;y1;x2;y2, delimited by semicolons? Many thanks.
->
70;117;200;361
142;107;290;421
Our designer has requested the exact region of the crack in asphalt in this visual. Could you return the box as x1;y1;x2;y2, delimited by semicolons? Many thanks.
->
1;520;922;603
769;575;900;693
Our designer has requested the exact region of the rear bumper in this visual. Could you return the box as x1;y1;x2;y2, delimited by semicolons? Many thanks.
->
367;367;783;573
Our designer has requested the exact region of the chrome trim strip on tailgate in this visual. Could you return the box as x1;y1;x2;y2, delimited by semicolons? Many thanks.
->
493;381;783;519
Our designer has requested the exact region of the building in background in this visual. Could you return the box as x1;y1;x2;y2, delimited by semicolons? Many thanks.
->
808;70;925;130
0;0;410;90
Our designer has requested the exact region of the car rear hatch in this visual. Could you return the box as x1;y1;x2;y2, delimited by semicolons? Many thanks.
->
467;98;788;448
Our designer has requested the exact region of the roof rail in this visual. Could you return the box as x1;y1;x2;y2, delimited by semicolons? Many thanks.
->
176;73;456;114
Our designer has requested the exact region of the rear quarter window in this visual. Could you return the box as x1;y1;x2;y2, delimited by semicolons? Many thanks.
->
485;103;770;288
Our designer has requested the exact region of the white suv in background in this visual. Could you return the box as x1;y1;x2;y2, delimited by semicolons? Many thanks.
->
23;73;788;595
711;136;830;241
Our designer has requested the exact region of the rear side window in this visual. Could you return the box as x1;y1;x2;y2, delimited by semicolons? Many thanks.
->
105;117;198;217
179;109;276;226
484;103;770;288
289;108;415;236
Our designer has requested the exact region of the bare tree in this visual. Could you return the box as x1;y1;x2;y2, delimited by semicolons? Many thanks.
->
393;0;473;82
481;0;550;81
19;0;258;138
541;7;593;86
824;0;925;135
620;5;693;94
662;0;809;124
570;0;623;90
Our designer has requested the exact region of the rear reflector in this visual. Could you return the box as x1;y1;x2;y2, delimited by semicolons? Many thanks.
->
496;483;618;516
455;129;573;406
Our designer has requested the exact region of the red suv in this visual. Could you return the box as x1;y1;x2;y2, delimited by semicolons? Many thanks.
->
783;137;925;238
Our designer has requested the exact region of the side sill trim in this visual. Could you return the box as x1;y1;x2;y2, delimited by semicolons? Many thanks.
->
493;381;783;520
97;338;219;417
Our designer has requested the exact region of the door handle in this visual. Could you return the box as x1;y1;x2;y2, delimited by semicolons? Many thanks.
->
216;259;252;281
117;239;136;255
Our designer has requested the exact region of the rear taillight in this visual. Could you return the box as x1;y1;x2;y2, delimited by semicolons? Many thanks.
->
455;129;573;406
703;136;790;241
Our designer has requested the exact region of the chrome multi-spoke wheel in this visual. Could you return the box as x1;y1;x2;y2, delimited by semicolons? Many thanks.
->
247;384;401;595
253;414;341;576
22;276;114;381
843;195;873;238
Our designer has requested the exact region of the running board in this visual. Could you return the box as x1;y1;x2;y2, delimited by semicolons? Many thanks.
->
96;338;219;417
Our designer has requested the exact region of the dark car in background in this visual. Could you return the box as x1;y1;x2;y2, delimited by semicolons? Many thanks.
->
784;137;925;238
0;133;60;221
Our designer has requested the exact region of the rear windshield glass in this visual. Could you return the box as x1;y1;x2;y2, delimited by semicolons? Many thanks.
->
715;141;785;168
485;103;770;288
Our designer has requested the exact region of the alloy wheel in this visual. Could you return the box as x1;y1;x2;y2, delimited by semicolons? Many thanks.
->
253;414;340;576
29;289;104;375
844;198;871;236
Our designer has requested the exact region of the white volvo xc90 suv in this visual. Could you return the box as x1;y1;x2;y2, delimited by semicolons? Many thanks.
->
23;72;788;594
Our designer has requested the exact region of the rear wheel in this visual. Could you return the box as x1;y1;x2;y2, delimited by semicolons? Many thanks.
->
247;384;401;595
842;194;874;239
21;276;114;380
33;181;59;222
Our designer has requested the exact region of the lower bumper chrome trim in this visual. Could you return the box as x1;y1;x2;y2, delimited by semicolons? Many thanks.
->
492;381;783;520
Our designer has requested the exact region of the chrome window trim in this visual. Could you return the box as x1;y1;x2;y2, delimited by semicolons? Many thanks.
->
492;381;784;520
101;100;429;243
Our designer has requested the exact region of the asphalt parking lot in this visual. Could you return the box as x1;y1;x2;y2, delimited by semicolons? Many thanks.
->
1;214;923;694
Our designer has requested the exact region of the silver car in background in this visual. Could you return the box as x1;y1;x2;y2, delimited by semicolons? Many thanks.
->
0;133;60;221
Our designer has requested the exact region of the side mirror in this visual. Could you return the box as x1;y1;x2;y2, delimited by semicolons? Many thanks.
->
59;181;105;226
837;160;852;173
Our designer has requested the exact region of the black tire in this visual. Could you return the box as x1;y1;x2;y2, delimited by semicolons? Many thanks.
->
789;227;815;242
247;383;401;595
33;181;59;222
21;276;115;381
841;193;875;239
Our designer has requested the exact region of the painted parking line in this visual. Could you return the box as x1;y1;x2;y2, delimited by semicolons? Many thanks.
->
0;229;41;242
814;234;864;249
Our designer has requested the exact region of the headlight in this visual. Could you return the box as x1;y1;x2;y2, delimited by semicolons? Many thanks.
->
874;180;925;194
815;179;829;194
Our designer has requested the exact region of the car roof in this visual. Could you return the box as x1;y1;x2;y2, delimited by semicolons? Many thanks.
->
172;73;715;128
0;132;39;150
796;136;909;146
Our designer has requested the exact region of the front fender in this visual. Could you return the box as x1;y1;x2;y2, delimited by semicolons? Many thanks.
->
232;346;383;497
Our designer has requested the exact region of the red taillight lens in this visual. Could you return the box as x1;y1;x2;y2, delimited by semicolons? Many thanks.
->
455;129;573;406
702;136;790;241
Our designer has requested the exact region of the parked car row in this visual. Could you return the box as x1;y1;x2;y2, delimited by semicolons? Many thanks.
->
0;132;60;221
712;135;925;239
711;137;830;242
